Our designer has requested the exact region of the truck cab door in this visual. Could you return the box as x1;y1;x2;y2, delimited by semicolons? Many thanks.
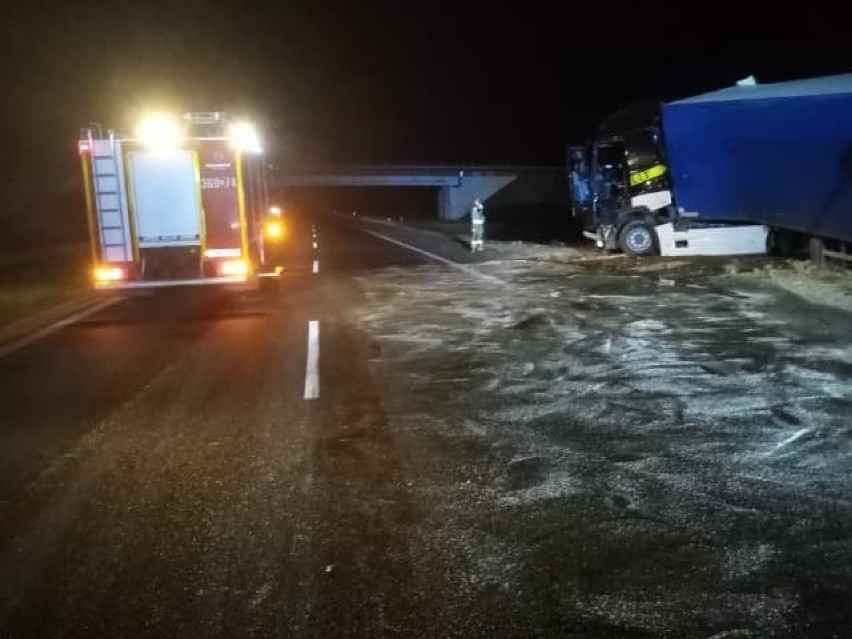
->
568;146;593;228
592;140;629;225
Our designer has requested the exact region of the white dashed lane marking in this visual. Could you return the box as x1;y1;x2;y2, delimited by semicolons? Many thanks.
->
304;320;320;400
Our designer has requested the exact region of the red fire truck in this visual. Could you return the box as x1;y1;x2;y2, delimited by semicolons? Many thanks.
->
78;111;284;290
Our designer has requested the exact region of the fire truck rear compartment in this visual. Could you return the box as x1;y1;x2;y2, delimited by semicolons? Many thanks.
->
140;246;202;281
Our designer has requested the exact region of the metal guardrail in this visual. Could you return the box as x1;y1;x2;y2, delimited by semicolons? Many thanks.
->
810;237;852;267
824;248;852;264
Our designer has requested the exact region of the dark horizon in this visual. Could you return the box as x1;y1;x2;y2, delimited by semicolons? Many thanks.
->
2;2;850;170
3;3;846;249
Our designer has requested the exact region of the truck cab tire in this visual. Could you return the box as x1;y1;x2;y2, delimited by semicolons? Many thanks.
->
619;220;657;256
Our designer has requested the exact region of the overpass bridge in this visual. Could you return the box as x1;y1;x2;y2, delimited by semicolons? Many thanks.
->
269;165;565;220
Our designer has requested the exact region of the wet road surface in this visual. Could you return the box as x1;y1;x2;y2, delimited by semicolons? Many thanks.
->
1;214;851;638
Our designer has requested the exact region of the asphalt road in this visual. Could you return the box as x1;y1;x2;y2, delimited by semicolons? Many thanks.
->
0;215;423;637
1;215;851;638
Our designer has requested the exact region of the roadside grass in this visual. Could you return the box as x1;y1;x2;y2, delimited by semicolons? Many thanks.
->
0;258;89;325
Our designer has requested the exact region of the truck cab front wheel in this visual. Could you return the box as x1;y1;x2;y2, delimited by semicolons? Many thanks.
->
619;221;657;257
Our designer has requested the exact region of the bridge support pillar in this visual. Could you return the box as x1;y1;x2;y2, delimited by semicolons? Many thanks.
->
438;175;517;220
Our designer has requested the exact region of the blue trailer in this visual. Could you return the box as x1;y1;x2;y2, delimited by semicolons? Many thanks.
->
569;73;852;258
665;74;852;249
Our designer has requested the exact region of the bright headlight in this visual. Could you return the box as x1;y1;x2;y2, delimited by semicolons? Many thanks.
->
265;219;284;240
219;259;250;277
228;121;262;153
94;265;125;283
136;114;183;150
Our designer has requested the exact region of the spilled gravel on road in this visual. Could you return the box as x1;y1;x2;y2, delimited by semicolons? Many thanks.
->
353;250;852;636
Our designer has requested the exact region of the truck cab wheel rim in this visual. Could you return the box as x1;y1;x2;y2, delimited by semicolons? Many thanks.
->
627;228;652;253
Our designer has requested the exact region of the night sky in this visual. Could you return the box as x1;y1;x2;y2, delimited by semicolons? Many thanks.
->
1;2;849;182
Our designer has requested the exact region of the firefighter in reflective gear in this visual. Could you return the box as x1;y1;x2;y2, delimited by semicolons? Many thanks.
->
470;197;485;252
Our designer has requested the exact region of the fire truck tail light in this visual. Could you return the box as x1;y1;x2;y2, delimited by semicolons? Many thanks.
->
219;259;249;277
94;265;125;283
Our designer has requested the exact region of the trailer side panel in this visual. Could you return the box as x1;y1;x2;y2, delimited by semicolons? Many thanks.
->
663;77;852;243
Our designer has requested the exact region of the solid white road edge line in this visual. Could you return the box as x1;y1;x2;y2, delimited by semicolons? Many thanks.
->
0;296;123;359
304;320;320;400
312;260;319;274
358;228;504;285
